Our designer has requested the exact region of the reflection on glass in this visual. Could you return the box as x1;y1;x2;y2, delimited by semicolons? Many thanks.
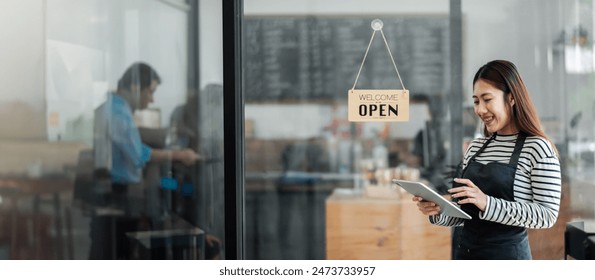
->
243;1;452;260
0;0;224;260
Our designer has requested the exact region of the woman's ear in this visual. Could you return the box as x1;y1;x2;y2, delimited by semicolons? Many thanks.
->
508;94;515;107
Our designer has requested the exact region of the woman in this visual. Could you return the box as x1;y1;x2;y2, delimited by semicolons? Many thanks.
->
413;60;561;260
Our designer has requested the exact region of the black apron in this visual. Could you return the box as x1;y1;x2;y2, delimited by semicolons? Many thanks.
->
454;132;531;260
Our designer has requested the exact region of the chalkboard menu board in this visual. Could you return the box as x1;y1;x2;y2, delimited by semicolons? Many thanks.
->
244;16;450;101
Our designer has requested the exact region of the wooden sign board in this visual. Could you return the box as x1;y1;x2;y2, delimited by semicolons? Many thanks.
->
348;89;409;122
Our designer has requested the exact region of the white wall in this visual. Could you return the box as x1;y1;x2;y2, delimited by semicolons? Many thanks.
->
0;0;45;107
0;0;46;140
199;0;223;88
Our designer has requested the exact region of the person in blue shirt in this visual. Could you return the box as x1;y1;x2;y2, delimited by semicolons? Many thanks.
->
95;62;199;189
95;62;200;189
90;62;199;259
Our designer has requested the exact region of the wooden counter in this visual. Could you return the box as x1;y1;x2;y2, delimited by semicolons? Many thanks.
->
325;188;451;260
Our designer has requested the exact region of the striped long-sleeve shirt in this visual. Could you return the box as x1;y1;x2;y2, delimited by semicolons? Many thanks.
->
430;133;561;229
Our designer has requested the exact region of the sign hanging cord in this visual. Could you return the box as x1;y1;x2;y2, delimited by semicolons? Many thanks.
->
351;29;406;91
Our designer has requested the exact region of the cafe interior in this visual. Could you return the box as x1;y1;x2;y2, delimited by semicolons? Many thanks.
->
1;0;595;260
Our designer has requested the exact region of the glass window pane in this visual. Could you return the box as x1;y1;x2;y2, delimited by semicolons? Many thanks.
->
0;0;224;259
243;0;454;260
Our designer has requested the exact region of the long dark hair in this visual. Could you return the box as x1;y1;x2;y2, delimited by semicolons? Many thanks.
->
473;60;558;155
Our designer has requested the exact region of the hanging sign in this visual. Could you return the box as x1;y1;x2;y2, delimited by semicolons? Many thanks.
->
348;89;409;122
348;19;409;122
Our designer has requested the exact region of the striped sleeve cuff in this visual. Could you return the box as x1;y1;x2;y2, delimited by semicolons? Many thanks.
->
479;196;494;220
429;214;442;224
430;213;465;227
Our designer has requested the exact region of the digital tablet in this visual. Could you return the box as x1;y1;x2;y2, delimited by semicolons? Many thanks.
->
392;179;472;219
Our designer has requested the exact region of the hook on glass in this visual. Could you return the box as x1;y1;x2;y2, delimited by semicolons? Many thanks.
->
371;19;383;31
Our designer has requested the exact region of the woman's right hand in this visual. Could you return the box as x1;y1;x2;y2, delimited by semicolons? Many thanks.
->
412;196;441;216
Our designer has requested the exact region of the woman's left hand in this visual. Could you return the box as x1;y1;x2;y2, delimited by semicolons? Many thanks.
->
449;178;488;212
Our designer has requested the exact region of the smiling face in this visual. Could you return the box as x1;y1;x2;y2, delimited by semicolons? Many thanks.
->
473;79;517;135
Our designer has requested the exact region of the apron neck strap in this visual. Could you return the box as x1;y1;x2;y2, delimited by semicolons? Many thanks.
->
469;133;497;162
508;132;527;166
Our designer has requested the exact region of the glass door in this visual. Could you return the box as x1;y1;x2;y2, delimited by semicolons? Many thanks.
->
241;0;456;260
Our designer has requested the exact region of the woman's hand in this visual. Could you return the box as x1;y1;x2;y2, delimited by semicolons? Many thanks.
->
449;178;487;211
412;196;441;216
